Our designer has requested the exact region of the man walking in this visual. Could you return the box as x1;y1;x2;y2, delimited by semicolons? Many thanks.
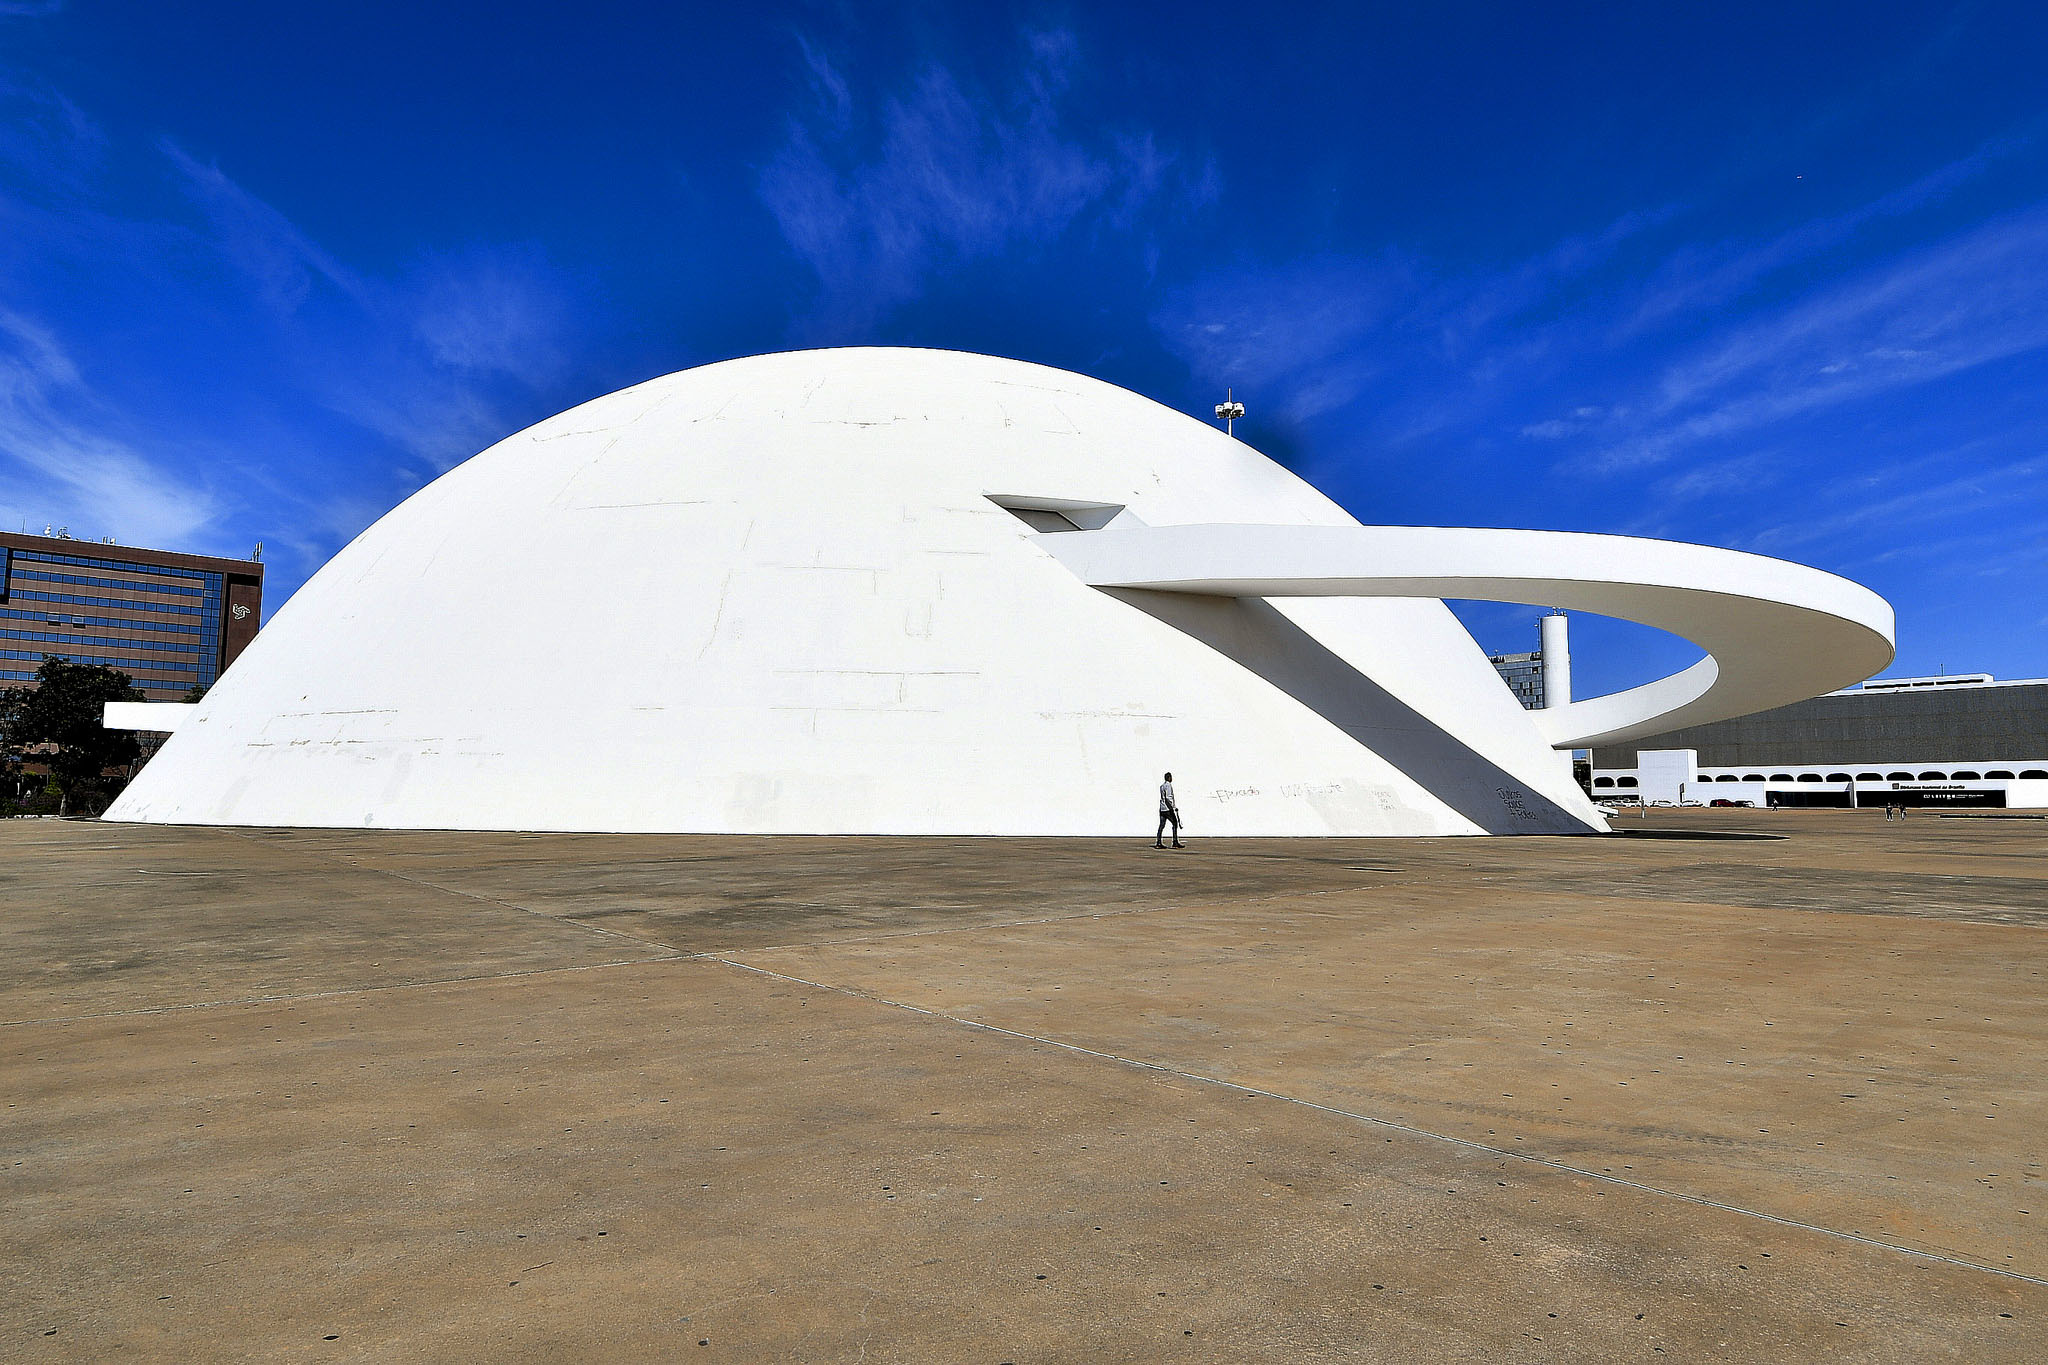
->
1155;771;1184;849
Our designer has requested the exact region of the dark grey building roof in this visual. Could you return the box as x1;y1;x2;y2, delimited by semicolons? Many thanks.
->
1591;680;2048;768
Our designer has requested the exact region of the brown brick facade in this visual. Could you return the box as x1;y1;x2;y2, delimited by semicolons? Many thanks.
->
0;531;265;701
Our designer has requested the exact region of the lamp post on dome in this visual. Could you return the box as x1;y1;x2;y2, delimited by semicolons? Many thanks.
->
1214;389;1244;437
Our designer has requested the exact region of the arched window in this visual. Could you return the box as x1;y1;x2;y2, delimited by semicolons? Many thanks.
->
1742;774;1766;782
1617;776;1638;788
1917;771;1947;781
1826;773;1853;782
1856;772;1883;781
1985;770;2015;780
1796;773;1823;783
2021;770;2048;779
1593;777;1614;788
1770;773;1795;782
1951;770;1981;780
1715;774;1738;782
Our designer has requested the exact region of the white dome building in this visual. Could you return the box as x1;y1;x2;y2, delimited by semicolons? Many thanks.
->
107;348;1894;836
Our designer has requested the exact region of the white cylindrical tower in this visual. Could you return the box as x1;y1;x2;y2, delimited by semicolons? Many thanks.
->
1540;610;1572;709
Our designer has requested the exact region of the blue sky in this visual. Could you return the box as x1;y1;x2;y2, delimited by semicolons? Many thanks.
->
3;2;2046;698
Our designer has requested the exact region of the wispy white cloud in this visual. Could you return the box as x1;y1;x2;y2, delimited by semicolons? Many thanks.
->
1579;200;2048;472
405;244;573;388
793;33;852;133
1152;205;1667;430
1647;449;1789;507
1160;137;2037;475
0;69;103;192
1520;407;1613;440
760;29;1209;331
154;141;577;472
0;84;584;585
0;308;221;545
1742;448;2048;557
1151;252;1425;424
1614;138;2023;340
161;139;369;315
163;140;573;398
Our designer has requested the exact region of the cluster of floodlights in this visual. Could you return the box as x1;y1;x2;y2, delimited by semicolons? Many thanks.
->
1214;389;1245;434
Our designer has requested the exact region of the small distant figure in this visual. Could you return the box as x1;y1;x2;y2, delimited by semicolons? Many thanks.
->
1155;772;1184;849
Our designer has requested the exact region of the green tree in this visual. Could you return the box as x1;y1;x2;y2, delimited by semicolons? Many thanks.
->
0;747;23;814
0;658;146;816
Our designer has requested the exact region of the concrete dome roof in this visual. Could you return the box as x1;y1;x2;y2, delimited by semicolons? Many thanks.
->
110;348;1613;833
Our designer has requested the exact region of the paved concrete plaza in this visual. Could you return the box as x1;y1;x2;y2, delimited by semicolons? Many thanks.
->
4;810;2045;1360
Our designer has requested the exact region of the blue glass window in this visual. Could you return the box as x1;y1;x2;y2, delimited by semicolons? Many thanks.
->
1;549;230;687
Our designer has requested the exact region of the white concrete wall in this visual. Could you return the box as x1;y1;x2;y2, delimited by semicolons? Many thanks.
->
1637;749;1698;805
2006;781;2048;809
103;702;195;734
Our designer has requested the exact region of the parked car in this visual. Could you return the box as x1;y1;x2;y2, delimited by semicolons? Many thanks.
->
1708;798;1756;808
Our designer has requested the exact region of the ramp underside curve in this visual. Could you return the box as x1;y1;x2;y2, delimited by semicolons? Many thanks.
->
1045;524;1897;750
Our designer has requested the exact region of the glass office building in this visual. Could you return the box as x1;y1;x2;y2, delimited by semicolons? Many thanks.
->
1489;649;1545;709
1;531;264;701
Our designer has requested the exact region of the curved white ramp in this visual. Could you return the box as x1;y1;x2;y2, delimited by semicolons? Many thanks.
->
1042;524;1896;749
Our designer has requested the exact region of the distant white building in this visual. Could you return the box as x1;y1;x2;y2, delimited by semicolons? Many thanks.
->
1591;674;2048;809
107;349;1893;835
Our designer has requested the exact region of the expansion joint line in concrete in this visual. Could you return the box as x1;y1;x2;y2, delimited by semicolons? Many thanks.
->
215;828;680;957
0;954;681;1029
726;880;1418;956
710;956;2048;1289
